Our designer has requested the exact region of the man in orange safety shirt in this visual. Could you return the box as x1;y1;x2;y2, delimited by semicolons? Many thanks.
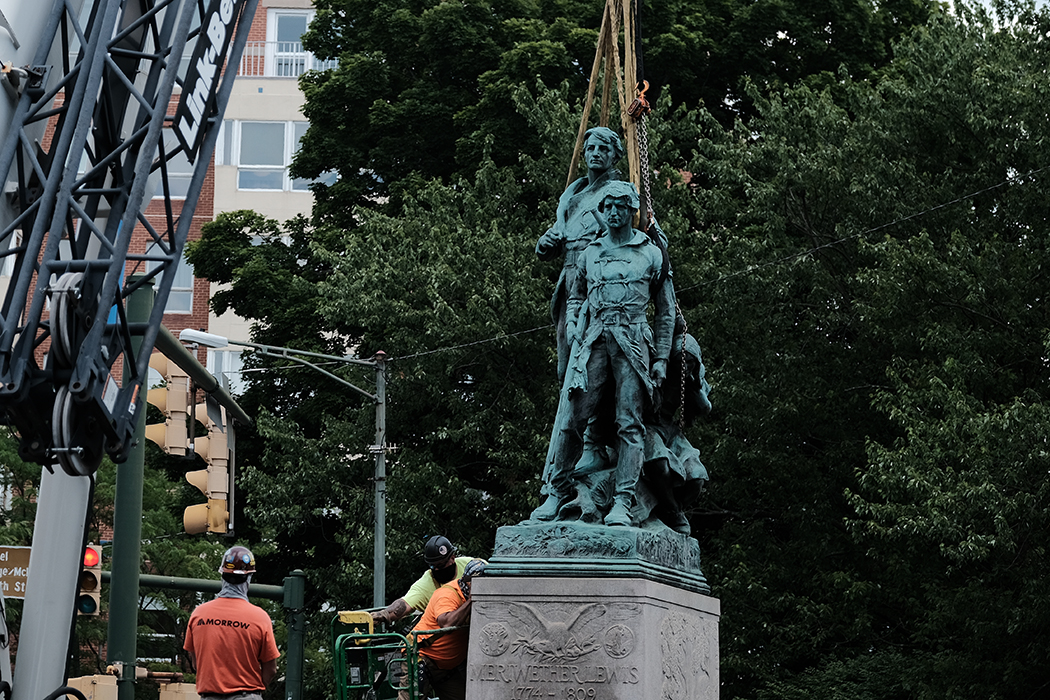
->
184;546;280;700
399;559;487;700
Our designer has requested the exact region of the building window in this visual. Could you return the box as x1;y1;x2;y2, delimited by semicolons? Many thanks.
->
238;10;337;77
153;129;193;199
145;247;194;313
237;121;287;190
219;120;336;192
272;11;310;77
208;348;247;396
178;11;203;84
139;600;180;663
1;229;21;277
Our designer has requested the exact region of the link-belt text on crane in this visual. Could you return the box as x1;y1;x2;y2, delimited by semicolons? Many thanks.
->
174;0;246;162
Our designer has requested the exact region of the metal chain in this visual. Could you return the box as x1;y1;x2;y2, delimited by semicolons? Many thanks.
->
675;300;688;430
638;111;684;427
639;112;685;427
639;114;654;225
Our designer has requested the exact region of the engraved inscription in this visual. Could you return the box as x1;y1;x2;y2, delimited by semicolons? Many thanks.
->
472;601;645;698
469;661;641;686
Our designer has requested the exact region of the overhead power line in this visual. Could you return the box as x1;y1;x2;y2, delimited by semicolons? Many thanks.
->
389;324;554;362
232;165;1049;367
676;163;1050;294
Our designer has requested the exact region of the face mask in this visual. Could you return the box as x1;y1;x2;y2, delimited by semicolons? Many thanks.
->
432;562;457;584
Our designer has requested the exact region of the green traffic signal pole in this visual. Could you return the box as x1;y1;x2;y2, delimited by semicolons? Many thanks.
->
108;275;151;700
99;570;306;700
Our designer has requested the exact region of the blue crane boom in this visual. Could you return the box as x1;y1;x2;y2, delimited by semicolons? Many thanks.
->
0;1;257;697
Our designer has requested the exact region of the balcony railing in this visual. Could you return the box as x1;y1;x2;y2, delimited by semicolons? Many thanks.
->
238;41;338;78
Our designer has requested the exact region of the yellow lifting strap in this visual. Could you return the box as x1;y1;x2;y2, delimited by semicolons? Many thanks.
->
567;0;649;227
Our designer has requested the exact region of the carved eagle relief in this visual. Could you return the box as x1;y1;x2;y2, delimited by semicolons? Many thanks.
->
477;601;641;663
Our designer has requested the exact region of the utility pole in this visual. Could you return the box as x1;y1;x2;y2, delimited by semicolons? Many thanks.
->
372;352;387;608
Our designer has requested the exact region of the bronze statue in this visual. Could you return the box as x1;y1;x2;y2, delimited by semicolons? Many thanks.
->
535;181;675;526
530;139;712;533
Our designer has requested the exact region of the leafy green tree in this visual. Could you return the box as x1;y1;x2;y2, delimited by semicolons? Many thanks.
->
676;1;1050;697
0;429;39;547
187;158;562;697
0;429;39;663
295;0;932;221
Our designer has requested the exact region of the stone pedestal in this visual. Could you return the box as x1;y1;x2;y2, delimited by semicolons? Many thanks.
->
466;575;719;700
485;522;709;595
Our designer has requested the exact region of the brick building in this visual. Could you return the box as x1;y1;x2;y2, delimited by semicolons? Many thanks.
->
167;0;330;389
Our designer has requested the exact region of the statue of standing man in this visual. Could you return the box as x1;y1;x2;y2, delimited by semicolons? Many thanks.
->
531;127;624;522
536;127;625;381
543;181;676;526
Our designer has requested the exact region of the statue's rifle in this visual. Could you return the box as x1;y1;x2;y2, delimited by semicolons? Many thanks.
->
589;207;611;237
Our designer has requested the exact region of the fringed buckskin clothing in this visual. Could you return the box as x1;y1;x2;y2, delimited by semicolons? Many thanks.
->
548;227;675;520
537;167;620;381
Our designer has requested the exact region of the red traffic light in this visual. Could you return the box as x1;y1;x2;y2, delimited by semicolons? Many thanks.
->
79;544;102;616
83;546;100;568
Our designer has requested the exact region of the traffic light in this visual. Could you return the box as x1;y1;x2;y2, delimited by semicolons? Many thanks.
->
146;353;191;456
77;544;102;616
184;400;233;535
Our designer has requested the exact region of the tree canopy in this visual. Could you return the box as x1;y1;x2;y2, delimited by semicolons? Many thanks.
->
679;2;1050;695
293;0;931;221
183;0;1050;698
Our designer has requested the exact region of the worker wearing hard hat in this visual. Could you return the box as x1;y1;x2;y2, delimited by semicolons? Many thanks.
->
372;535;478;624
184;546;280;700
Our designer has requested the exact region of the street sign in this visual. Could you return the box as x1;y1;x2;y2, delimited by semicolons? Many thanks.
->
0;545;31;599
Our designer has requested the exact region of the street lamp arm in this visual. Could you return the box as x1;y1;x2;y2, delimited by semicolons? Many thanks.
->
251;346;378;402
231;340;379;369
177;327;389;607
178;328;380;401
156;326;253;426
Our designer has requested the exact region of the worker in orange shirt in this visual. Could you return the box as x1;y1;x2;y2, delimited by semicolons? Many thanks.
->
400;559;486;700
373;535;475;624
184;546;280;700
